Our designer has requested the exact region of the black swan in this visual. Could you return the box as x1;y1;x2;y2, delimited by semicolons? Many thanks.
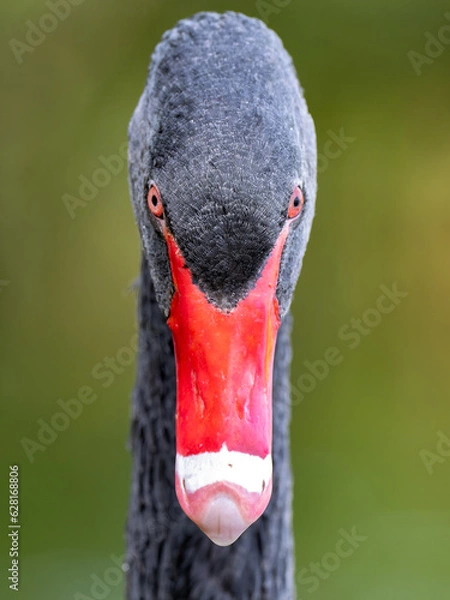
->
126;11;317;600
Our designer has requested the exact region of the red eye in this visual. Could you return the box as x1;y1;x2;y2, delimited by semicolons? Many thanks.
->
147;183;164;218
288;187;304;220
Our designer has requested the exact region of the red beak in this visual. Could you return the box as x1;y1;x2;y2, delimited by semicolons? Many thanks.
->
166;225;288;545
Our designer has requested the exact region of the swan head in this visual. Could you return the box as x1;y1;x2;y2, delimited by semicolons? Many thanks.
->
128;11;317;545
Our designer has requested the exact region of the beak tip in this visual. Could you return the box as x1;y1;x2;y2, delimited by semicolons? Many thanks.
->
175;452;273;545
197;494;249;546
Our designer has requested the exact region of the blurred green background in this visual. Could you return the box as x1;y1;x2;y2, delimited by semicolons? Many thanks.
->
1;1;449;598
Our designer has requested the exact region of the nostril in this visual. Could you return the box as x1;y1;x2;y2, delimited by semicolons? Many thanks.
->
262;480;266;492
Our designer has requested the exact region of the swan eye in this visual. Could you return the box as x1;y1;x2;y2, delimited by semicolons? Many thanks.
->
288;186;304;220
147;183;164;219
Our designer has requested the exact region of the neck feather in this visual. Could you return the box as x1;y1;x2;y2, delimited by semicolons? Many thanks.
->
126;253;296;600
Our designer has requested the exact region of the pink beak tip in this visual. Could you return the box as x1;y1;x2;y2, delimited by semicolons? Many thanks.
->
195;494;250;546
